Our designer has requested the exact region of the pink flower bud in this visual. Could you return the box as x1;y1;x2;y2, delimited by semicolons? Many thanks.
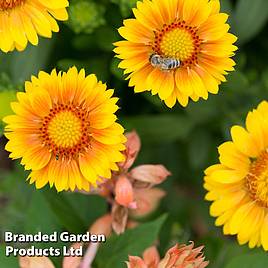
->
131;188;166;217
143;246;160;267
129;165;171;185
126;256;147;268
19;256;55;268
115;175;135;208
121;131;141;170
62;243;82;268
89;214;112;237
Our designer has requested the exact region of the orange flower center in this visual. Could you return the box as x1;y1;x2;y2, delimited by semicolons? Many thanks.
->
0;0;24;10
152;21;201;67
39;104;92;160
246;151;268;207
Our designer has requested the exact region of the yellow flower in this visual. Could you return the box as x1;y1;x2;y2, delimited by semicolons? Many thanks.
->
204;101;268;250
0;0;69;53
114;0;237;108
3;67;126;192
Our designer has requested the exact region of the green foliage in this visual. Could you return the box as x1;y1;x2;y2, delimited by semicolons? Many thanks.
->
0;90;16;120
0;0;268;267
68;0;105;34
233;0;268;44
122;114;194;144
0;246;18;267
95;215;167;268
111;0;138;17
225;252;268;268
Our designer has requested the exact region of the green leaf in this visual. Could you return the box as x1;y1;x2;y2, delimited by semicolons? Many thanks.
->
122;115;193;144
220;0;233;14
42;189;86;233
0;90;17;120
262;69;268;90
0;73;16;92
223;70;249;93
95;214;167;268
233;0;268;44
188;129;211;170
65;193;107;227
8;38;54;83
24;191;60;234
225;252;268;268
0;246;18;268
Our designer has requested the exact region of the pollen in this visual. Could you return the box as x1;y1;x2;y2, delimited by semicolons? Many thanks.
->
39;103;92;160
48;111;82;148
152;21;201;67
246;151;268;208
0;0;24;10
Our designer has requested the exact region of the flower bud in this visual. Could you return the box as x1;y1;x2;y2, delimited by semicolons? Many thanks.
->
143;246;160;267
121;131;141;170
126;256;147;268
115;175;135;208
129;165;171;185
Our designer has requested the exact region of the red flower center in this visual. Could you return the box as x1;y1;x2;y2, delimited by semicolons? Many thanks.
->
0;0;24;10
152;21;201;67
39;103;92;161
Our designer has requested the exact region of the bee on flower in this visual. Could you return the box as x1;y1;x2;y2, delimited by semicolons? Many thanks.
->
114;0;237;108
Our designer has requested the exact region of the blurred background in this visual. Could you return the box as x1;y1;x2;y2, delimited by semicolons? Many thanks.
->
1;0;268;267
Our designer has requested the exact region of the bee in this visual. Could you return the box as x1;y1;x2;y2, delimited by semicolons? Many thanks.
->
55;154;59;161
149;53;181;71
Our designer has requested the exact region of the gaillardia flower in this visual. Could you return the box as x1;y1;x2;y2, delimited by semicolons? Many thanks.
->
3;67;126;191
114;0;237;107
204;101;268;250
0;0;69;53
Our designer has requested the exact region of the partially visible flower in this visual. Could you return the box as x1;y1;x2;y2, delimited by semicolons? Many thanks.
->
120;131;141;170
19;256;55;268
80;214;113;268
204;101;268;250
62;243;83;268
0;0;69;53
89;213;113;237
127;246;160;268
114;0;237;108
126;242;209;268
4;67;126;192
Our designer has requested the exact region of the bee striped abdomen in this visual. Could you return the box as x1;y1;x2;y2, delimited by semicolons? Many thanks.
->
149;53;180;71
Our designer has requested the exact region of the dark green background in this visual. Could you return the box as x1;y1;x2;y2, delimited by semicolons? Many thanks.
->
1;0;268;267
